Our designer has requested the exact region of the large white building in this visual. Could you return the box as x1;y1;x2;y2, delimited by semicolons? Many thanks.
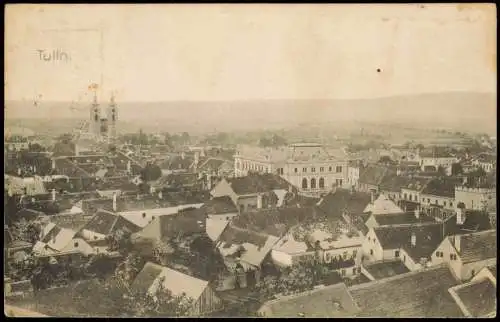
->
234;143;348;197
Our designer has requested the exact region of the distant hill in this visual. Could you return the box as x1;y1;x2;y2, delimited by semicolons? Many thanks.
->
5;92;496;136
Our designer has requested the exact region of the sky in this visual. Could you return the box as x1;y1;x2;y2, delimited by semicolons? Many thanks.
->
5;4;497;103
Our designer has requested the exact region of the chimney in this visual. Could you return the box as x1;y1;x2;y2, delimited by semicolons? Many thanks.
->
75;143;80;157
158;190;163;200
181;151;186;160
52;158;56;170
17;167;22;176
411;233;416;247
257;193;263;209
455;235;461;252
370;191;375;204
127;160;131;174
112;192;117;212
51;189;56;201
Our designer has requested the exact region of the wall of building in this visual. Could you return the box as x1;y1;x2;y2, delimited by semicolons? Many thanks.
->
461;258;497;282
420;157;458;171
455;187;496;211
420;194;455;210
271;249;294;267
361;230;384;261
430;237;462;279
399;248;423;271
193;286;223;316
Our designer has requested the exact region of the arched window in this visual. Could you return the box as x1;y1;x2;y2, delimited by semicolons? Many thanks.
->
302;178;308;189
311;178;316;189
319;178;325;189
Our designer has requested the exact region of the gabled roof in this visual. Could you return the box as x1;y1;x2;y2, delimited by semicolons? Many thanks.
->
217;225;280;267
232;206;317;237
151;173;199;189
258;283;360;317
316;189;371;218
205;218;230;242
131;262;209;302
363;194;404;214
349;264;463;317
226;173;291;195
203;196;238;215
358;164;394;186
134;207;207;241
448;278;497;317
448;230;497;264
198;158;230;171
81;210;142;237
379;175;414;193
373;223;444;261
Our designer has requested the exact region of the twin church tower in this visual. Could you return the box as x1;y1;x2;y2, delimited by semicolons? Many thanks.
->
88;91;118;143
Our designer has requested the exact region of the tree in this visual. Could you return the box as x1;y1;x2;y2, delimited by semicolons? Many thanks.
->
114;252;145;285
29;143;45;152
181;132;191;145
140;164;162;182
378;155;394;165
106;229;133;255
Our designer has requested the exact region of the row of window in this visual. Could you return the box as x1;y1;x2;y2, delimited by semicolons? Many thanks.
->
239;162;270;173
436;251;457;260
301;178;343;189
294;166;343;174
325;250;357;261
340;267;362;277
402;193;454;208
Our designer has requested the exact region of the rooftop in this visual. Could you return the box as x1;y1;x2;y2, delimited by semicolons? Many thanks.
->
316;189;372;219
226;173;292;195
362;260;410;280
448;230;497;264
449;278;497;317
349;264;463;317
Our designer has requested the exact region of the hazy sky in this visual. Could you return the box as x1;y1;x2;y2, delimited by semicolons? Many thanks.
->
5;4;497;102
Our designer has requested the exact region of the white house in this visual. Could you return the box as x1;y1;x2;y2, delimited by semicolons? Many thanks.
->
430;230;497;281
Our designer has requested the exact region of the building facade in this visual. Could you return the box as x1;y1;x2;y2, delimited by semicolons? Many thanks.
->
234;143;348;197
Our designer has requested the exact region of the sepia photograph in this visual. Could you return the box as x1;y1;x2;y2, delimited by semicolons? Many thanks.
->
4;3;497;318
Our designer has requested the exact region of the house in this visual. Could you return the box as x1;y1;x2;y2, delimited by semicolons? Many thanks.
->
130;262;223;316
357;164;395;193
471;153;496;173
215;224;280;290
210;173;294;213
363;193;404;215
364;210;436;231
5;175;47;196
454;185;496;212
158;154;194;175
316;188;371;220
418;149;458;173
150;173;202;193
270;231;315;267
430;230;497;281
419;177;462;220
307;222;364;278
399;177;433;212
257;282;360;317
119;203;205;229
79;209;142;242
447;274;497;317
349;264;464;317
197;157;234;178
131;207;207;243
362;223;444;271
360;259;410;281
203;196;238;219
378;174;414;201
346;160;364;188
32;223;95;258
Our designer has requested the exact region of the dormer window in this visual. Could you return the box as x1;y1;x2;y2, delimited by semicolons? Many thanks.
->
142;213;146;218
74;242;79;247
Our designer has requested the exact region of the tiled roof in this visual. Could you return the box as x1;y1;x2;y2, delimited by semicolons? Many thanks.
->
450;230;497;264
450;278;497;317
120;203;204;228
198;158;229;171
227;173;292;195
349;265;463;317
158;155;193;171
218;225;280;267
134;262;209;301
81;210;142;236
258;283;360;317
152;173;199;189
421;178;461;198
232;206;317;237
487;264;497;280
373;223;444;261
203;196;238;215
358;164;394;186
400;177;433;192
372;212;436;226
316;189;371;218
14;208;46;221
379;175;411;192
363;260;410;280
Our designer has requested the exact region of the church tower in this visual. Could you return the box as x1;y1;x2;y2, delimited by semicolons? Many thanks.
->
89;91;101;137
107;93;118;143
